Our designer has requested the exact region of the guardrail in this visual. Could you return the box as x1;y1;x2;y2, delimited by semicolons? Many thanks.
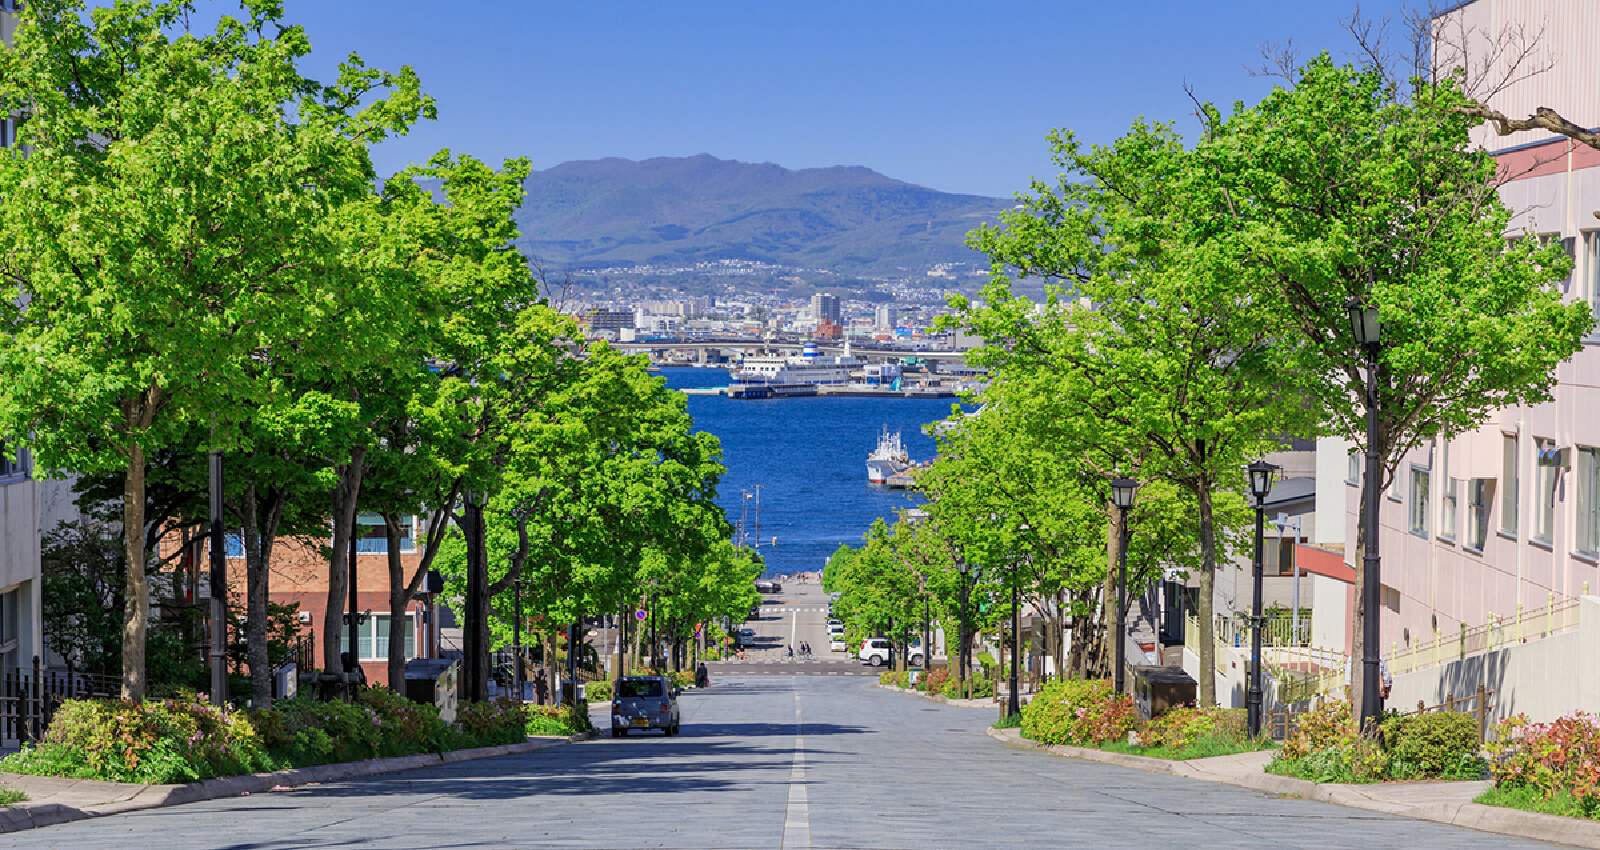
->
1386;592;1581;675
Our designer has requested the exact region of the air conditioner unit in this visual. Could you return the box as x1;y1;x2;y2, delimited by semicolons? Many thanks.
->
298;612;312;623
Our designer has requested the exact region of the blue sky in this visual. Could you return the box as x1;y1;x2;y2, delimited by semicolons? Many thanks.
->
281;0;1417;198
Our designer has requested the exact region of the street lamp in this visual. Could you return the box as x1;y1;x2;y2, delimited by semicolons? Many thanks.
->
1246;459;1280;738
1007;523;1030;721
1347;294;1383;731
1110;477;1138;695
957;557;971;700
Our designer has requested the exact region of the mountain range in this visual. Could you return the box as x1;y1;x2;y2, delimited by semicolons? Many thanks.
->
512;154;1010;276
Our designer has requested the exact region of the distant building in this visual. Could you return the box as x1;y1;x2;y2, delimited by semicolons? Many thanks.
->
874;304;895;331
810;293;840;326
587;309;635;333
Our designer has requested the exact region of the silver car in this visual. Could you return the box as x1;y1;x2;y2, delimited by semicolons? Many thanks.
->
610;675;681;737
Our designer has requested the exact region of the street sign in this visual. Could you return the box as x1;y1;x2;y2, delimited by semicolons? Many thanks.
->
635;609;647;621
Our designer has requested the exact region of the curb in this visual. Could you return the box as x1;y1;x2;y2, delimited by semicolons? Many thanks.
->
984;727;1600;849
0;729;597;834
872;683;996;709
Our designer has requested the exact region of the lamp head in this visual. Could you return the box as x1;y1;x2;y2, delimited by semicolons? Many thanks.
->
1110;477;1138;510
1345;296;1380;346
1247;459;1281;502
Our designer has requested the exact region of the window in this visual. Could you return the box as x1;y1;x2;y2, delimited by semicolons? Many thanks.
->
355;513;416;554
1388;464;1403;501
1347;449;1361;485
1587;232;1600;330
1439;440;1457;542
337;613;416;661
1409;466;1430;536
1579;448;1600;557
1468;479;1492;550
224;532;244;559
1502;433;1520;536
1534;439;1560;544
0;441;23;479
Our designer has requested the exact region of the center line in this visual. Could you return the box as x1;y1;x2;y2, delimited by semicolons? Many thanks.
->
781;681;810;849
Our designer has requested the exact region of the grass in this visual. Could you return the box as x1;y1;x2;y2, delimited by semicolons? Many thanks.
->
0;788;25;806
1100;731;1277;761
992;712;1022;729
1476;785;1600;820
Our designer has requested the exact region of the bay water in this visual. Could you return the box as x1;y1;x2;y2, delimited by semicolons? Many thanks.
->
662;366;961;580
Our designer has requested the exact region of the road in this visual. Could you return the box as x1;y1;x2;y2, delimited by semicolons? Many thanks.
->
2;674;1563;849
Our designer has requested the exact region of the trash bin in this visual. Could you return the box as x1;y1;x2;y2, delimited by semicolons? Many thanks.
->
1131;666;1197;721
908;670;921;687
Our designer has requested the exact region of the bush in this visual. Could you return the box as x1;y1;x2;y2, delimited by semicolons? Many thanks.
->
1382;711;1485;779
454;697;528;748
878;670;910;688
668;671;695;690
585;680;612;702
525;703;590;737
923;668;950;695
1268;700;1387;783
1487;712;1600;815
1020;679;1135;747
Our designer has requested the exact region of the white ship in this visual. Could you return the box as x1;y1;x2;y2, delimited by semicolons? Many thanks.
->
726;342;861;398
866;426;912;485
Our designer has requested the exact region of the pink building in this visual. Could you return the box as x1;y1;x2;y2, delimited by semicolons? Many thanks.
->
1334;0;1600;670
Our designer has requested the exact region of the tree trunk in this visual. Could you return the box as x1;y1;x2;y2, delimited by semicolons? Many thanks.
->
1195;482;1219;707
1100;505;1123;684
241;484;270;707
385;516;407;693
121;444;147;701
323;449;366;674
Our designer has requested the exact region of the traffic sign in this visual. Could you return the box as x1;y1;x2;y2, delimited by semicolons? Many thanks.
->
635;609;647;621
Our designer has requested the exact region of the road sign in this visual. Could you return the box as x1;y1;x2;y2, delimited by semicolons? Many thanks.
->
635;609;647;621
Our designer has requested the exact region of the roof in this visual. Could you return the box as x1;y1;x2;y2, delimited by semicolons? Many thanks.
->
1261;476;1316;510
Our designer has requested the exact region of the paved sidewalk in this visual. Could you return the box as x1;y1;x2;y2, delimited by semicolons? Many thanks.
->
0;733;591;834
988;727;1600;849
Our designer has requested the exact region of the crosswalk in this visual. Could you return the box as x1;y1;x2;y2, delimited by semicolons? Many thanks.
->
755;606;830;613
705;660;875;677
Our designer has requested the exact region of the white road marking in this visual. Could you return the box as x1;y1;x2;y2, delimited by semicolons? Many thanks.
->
781;681;810;850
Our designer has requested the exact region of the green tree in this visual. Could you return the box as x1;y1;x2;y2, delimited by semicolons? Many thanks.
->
0;0;432;699
953;120;1291;702
1189;55;1592;713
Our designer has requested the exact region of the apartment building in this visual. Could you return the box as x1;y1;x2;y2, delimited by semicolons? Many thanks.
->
1346;0;1600;676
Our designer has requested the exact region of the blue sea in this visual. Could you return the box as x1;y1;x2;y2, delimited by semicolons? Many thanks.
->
662;367;961;580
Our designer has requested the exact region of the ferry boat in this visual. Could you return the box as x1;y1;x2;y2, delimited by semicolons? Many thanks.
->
866;426;912;485
729;342;860;388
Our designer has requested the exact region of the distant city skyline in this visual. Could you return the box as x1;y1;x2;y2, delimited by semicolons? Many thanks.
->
280;0;1417;198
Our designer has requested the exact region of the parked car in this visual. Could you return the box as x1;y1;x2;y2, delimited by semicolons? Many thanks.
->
829;638;847;653
858;638;923;667
610;675;681;737
754;579;782;593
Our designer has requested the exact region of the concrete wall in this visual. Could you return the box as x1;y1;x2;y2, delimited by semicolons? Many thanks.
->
1388;595;1600;725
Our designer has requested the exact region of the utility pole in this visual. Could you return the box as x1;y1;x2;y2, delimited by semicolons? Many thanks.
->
207;449;227;706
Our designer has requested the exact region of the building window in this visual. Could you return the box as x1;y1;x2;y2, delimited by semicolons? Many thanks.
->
1468;479;1492;551
1502;433;1519;536
1347;449;1361;485
1579;448;1600;557
1439;440;1457;542
1587;232;1600;330
355;513;416;554
337;613;417;662
1409;466;1430;537
224;532;244;559
1535;438;1559;544
0;441;24;480
1387;464;1403;502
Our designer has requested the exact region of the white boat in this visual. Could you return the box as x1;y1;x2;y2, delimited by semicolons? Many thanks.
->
866;426;911;485
729;342;860;390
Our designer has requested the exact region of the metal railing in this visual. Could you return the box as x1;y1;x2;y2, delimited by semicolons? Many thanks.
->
1386;593;1581;675
1213;612;1311;648
0;658;120;743
1266;646;1346;704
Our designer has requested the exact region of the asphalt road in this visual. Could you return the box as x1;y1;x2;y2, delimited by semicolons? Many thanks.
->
2;676;1564;849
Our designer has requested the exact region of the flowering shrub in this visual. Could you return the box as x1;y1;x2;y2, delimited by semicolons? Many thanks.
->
922;668;950;695
1140;707;1233;752
1487;712;1600;815
1021;679;1135;747
668;671;695;690
878;670;910;687
455;697;528;747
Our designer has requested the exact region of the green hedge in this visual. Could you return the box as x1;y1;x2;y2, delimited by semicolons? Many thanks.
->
1020;679;1135;747
0;689;537;785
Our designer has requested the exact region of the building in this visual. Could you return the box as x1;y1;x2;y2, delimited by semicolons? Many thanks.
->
1336;0;1600;721
0;0;47;674
587;309;636;333
810;293;840;326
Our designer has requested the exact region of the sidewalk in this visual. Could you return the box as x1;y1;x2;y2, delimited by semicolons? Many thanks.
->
0;732;594;834
987;727;1600;849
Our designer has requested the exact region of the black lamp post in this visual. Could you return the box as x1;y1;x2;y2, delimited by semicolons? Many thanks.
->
1246;459;1280;738
511;562;523;702
957;557;970;700
1347;295;1383;730
1110;477;1139;694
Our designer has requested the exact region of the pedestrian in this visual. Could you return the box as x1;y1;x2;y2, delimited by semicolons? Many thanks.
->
1343;656;1393;710
786;645;794;658
695;661;710;688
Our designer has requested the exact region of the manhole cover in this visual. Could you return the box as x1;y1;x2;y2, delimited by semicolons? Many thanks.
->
921;708;939;712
